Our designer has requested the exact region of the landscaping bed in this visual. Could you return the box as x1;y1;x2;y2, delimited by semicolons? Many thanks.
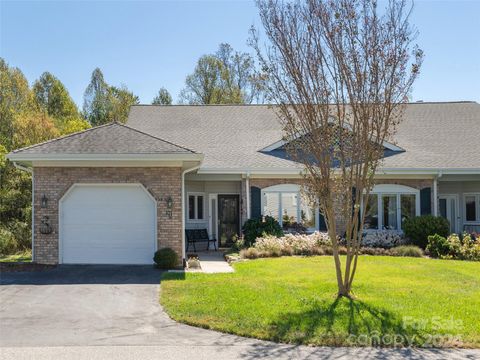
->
161;256;480;348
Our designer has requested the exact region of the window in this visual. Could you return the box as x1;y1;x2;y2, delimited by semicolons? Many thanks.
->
364;194;378;229
188;193;205;220
261;184;318;230
382;195;398;230
464;194;480;223
362;184;420;231
401;194;416;228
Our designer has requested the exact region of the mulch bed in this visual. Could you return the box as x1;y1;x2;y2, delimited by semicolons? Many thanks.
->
0;262;56;272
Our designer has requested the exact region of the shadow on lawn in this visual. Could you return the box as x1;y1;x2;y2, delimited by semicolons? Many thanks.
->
267;297;427;347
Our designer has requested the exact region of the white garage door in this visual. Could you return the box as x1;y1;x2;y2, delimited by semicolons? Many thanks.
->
60;184;156;264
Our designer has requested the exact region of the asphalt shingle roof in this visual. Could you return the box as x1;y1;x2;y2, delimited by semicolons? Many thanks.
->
126;102;480;171
11;122;196;155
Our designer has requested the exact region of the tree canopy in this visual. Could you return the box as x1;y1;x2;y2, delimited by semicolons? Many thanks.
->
32;71;79;120
152;87;172;105
82;68;139;126
0;58;91;256
179;43;262;104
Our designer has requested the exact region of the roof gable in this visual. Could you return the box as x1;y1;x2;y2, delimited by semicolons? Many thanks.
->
11;122;196;155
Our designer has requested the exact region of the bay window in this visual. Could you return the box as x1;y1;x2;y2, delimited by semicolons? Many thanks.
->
261;184;318;231
362;184;420;231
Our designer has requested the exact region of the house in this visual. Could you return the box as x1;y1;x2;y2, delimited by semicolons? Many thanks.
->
7;101;480;265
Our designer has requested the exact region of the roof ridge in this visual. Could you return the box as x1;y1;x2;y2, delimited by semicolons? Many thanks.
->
12;122;113;154
131;101;478;107
118;122;197;153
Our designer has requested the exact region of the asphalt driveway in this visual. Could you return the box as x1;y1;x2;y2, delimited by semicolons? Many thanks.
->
1;266;478;359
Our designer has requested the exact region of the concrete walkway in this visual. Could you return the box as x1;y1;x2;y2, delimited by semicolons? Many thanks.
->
196;250;234;273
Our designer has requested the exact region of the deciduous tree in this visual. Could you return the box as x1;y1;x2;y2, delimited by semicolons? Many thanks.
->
251;0;422;298
152;87;173;105
32;71;79;120
83;68;139;125
179;44;262;104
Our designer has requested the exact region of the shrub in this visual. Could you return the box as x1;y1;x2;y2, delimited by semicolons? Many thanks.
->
0;221;31;256
240;247;259;259
456;233;480;261
153;248;178;269
242;216;283;246
360;247;388;256
426;234;454;258
231;234;246;252
403;215;450;249
389;245;424;257
254;232;331;256
361;230;405;249
0;227;17;256
8;220;31;250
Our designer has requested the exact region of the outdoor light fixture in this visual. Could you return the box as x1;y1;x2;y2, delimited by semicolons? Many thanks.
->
166;196;173;209
41;194;48;208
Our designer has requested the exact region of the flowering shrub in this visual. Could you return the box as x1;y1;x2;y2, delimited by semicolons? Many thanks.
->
426;233;480;261
361;230;406;249
253;232;331;256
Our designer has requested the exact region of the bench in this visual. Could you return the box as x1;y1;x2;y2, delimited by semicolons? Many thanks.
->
185;229;217;252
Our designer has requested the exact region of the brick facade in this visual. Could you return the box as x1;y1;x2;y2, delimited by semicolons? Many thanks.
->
33;167;183;264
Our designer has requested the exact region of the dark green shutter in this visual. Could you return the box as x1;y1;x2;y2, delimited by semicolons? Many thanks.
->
250;186;261;219
318;211;327;231
420;187;432;215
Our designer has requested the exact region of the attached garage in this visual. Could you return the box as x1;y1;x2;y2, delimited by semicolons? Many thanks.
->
60;184;157;265
6;122;203;264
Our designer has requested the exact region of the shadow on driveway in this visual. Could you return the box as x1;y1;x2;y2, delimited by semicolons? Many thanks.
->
0;265;164;285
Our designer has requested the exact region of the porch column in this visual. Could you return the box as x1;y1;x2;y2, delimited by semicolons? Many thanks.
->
246;173;251;219
433;177;438;216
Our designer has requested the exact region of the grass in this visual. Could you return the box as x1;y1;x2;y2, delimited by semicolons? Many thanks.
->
161;256;480;347
0;250;32;262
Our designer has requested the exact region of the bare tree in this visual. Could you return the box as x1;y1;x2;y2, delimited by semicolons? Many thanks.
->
251;0;422;298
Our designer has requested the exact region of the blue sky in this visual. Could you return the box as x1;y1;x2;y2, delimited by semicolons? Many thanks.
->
1;0;479;107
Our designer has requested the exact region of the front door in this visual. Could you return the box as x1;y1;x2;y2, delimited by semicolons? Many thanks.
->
438;195;459;233
217;195;240;247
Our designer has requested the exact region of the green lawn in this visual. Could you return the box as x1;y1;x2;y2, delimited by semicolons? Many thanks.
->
161;256;480;347
0;250;32;262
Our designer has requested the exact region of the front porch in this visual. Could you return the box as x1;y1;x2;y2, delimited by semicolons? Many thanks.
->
184;175;328;249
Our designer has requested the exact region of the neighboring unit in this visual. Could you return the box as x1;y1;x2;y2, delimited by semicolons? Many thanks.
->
7;102;480;264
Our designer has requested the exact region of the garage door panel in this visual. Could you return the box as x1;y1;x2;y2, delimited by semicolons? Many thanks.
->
63;209;153;226
61;184;156;265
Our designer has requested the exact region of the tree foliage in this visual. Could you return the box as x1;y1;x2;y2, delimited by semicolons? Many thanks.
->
0;58;34;150
83;68;139;125
0;59;90;255
179;44;261;104
252;0;422;297
152;87;173;105
32;71;79;120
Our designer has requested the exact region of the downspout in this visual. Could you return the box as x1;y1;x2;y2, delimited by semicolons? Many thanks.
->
433;175;438;216
13;162;34;262
182;164;201;265
245;172;251;219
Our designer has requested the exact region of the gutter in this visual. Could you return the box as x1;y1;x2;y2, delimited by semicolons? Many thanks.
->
181;164;202;265
12;162;34;262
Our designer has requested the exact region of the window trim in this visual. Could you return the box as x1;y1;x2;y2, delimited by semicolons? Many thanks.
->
187;192;205;222
463;193;480;224
362;184;420;231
